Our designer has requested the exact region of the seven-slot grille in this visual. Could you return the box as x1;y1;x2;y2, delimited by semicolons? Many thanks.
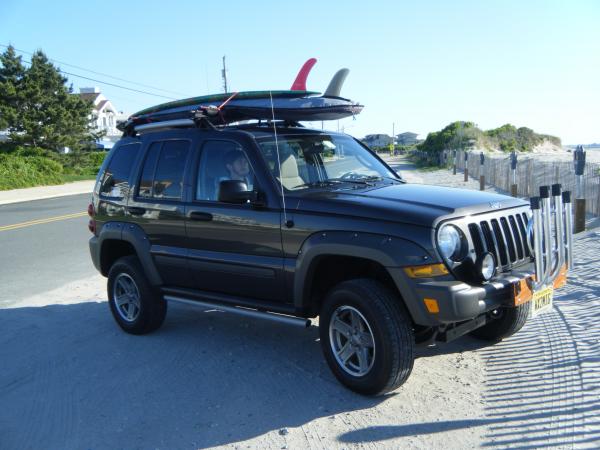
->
467;212;531;272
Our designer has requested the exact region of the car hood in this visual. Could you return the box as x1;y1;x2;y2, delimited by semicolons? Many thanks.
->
294;183;528;227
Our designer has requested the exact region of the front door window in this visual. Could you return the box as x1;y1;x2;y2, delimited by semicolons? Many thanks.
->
196;140;255;201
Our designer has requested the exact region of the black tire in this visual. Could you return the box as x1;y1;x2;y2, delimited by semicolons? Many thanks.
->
319;279;414;396
107;256;167;335
470;302;530;342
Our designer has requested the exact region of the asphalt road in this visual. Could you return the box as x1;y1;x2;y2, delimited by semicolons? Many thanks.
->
0;193;95;307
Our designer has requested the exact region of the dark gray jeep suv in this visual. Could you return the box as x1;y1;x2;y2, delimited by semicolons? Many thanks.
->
88;121;572;395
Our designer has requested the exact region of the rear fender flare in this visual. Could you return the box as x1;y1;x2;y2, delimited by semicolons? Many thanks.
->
98;222;162;286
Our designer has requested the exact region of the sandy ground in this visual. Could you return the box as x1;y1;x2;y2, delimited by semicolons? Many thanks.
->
472;147;600;164
1;160;598;449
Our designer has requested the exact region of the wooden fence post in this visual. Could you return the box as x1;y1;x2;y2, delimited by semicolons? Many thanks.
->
528;159;534;197
453;150;457;175
574;145;586;233
510;151;518;197
479;152;485;190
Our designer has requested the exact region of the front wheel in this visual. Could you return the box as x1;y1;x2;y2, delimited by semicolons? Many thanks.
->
319;279;415;396
470;302;531;342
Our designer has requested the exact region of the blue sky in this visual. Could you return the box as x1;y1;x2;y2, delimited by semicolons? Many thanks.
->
1;0;598;144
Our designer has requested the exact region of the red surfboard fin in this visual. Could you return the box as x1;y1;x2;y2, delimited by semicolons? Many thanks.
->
290;58;317;91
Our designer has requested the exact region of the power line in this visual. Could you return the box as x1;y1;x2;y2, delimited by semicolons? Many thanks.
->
16;56;178;101
0;43;190;98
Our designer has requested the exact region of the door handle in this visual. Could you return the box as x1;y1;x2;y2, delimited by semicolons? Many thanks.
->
128;206;146;216
189;211;213;221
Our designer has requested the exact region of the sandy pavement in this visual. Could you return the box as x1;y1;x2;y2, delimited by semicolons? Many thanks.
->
0;159;598;449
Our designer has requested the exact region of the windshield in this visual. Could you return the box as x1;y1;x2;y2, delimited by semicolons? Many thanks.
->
256;134;400;190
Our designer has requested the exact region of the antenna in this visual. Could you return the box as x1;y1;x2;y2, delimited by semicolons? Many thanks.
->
221;55;228;93
269;91;290;227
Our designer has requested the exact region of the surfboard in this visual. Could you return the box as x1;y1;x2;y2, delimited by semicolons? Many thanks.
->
118;59;362;132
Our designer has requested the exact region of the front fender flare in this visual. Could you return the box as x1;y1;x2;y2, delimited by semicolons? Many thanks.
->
293;231;433;311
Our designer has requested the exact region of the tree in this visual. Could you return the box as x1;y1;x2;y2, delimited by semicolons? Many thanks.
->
0;46;99;151
0;45;25;132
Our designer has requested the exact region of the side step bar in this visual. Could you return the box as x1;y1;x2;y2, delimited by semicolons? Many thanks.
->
164;295;312;328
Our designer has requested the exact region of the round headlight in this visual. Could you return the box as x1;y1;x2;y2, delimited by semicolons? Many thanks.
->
437;224;465;261
478;252;496;281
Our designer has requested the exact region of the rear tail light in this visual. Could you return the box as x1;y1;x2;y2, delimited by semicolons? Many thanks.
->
88;203;96;234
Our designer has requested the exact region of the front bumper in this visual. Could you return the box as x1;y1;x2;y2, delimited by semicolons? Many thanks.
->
389;266;536;326
414;274;531;323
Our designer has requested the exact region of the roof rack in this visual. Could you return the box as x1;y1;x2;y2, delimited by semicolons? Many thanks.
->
128;117;307;136
134;119;195;133
231;120;305;129
127;110;220;135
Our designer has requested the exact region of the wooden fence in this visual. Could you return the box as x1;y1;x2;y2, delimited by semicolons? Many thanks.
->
415;150;600;217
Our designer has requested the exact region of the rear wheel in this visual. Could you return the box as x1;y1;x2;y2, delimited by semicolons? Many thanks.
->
470;302;530;342
319;279;414;395
107;256;167;335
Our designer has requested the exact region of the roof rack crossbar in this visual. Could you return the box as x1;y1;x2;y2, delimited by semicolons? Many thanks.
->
134;119;195;133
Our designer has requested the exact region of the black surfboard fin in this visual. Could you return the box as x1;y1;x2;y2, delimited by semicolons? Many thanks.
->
323;68;349;98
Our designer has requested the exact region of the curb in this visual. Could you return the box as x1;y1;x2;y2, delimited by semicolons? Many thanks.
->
0;182;94;206
0;189;93;206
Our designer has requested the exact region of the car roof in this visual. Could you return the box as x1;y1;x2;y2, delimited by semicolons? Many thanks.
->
227;124;347;140
113;123;349;147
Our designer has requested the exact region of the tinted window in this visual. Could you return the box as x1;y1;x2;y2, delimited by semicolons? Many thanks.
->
100;143;141;197
136;140;190;200
196;140;255;201
138;143;161;198
256;134;396;190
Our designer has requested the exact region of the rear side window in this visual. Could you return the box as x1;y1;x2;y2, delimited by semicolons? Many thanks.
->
137;140;190;200
100;143;141;197
138;143;161;198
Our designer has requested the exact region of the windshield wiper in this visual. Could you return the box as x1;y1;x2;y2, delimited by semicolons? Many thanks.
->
292;175;403;190
363;175;406;184
291;180;345;189
327;175;404;186
327;177;374;186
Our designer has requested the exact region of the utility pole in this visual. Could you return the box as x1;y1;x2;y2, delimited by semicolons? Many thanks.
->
391;122;395;156
221;55;228;93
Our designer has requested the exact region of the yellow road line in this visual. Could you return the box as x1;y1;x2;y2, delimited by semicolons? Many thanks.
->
0;211;87;232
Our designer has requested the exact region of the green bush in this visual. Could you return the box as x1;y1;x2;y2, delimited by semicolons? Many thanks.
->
417;121;562;166
0;153;64;190
0;147;107;190
56;151;108;176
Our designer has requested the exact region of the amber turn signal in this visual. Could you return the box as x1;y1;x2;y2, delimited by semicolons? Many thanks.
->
424;298;440;313
404;263;449;278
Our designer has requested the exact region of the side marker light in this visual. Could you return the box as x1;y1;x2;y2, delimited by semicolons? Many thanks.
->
424;298;440;314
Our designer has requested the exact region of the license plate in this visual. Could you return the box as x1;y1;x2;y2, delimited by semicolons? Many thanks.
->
531;285;553;317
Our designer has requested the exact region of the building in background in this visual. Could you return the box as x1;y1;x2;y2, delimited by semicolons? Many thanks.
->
395;132;420;145
362;134;394;148
78;87;127;148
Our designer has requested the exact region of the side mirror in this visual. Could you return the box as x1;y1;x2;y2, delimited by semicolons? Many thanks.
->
218;180;253;204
